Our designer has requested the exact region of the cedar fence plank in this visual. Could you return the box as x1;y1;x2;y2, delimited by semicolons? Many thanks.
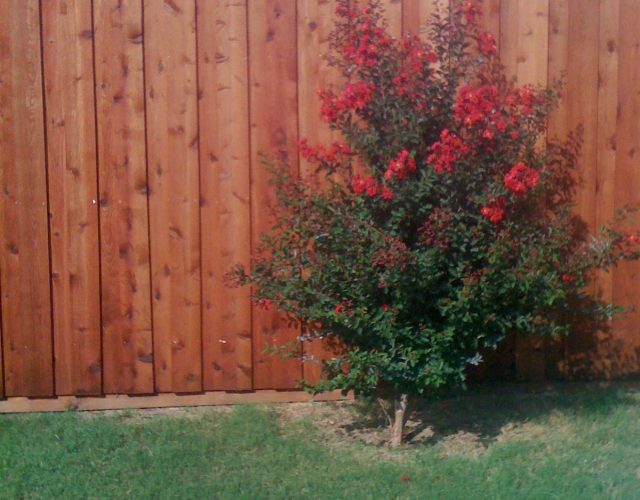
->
612;0;640;378
197;0;253;391
0;0;54;397
94;0;154;394
249;0;302;389
42;0;102;396
144;0;202;393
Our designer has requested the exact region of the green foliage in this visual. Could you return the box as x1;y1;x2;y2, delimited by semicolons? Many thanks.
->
230;0;640;398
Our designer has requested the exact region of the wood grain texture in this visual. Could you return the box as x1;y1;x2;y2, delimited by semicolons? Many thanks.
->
42;0;102;396
297;0;341;386
479;0;500;46
545;0;570;378
501;0;550;382
562;0;601;376
594;0;619;315
0;0;54;397
144;0;202;393
379;0;403;39
612;0;640;378
0;389;350;414
249;0;302;389
197;0;252;391
94;0;153;394
402;0;445;38
590;0;620;378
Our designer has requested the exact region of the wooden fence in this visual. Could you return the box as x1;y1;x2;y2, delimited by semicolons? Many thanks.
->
0;0;639;410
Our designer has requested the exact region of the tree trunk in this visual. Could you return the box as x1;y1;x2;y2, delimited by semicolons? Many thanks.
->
390;393;408;447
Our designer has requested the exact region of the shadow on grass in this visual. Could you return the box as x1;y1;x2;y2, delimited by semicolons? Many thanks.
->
338;382;640;450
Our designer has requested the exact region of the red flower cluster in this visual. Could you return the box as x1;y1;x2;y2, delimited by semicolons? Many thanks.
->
299;139;353;169
392;37;438;99
478;32;497;56
351;173;378;197
385;150;417;181
351;173;394;201
427;130;469;174
503;163;539;196
506;86;538;116
454;84;500;128
319;81;375;123
340;10;391;68
481;197;506;224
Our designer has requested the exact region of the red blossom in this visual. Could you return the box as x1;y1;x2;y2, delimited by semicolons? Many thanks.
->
454;84;500;128
481;197;506;224
561;273;575;284
478;32;497;56
503;163;539;196
385;149;417;181
427;130;469;174
340;11;392;68
318;81;375;124
380;185;394;201
351;173;378;198
299;138;353;169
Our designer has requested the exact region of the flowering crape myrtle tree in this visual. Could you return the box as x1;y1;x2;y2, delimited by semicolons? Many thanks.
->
229;0;640;446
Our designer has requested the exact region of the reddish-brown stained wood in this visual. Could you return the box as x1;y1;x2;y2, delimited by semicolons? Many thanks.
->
612;0;640;378
594;0;619;322
144;0;202;393
0;0;54;398
197;0;252;391
42;0;102;396
94;0;153;394
0;389;349;414
380;0;403;39
501;0;550;382
249;0;302;389
402;0;445;38
544;0;570;378
479;0;500;46
567;0;600;374
297;0;341;386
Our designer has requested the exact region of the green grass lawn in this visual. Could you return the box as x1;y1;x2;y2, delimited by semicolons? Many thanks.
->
2;384;640;499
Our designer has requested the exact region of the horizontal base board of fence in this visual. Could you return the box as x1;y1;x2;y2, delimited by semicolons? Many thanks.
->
0;389;350;414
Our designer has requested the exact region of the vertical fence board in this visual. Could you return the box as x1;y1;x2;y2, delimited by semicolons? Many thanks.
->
402;0;444;38
544;0;569;378
0;0;54;397
593;0;619;377
42;0;102;396
595;1;620;305
380;0;403;39
561;0;600;376
297;0;340;385
249;0;301;389
197;0;252;391
144;0;202;393
480;0;501;43
94;0;153;394
612;0;640;377
503;0;549;381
